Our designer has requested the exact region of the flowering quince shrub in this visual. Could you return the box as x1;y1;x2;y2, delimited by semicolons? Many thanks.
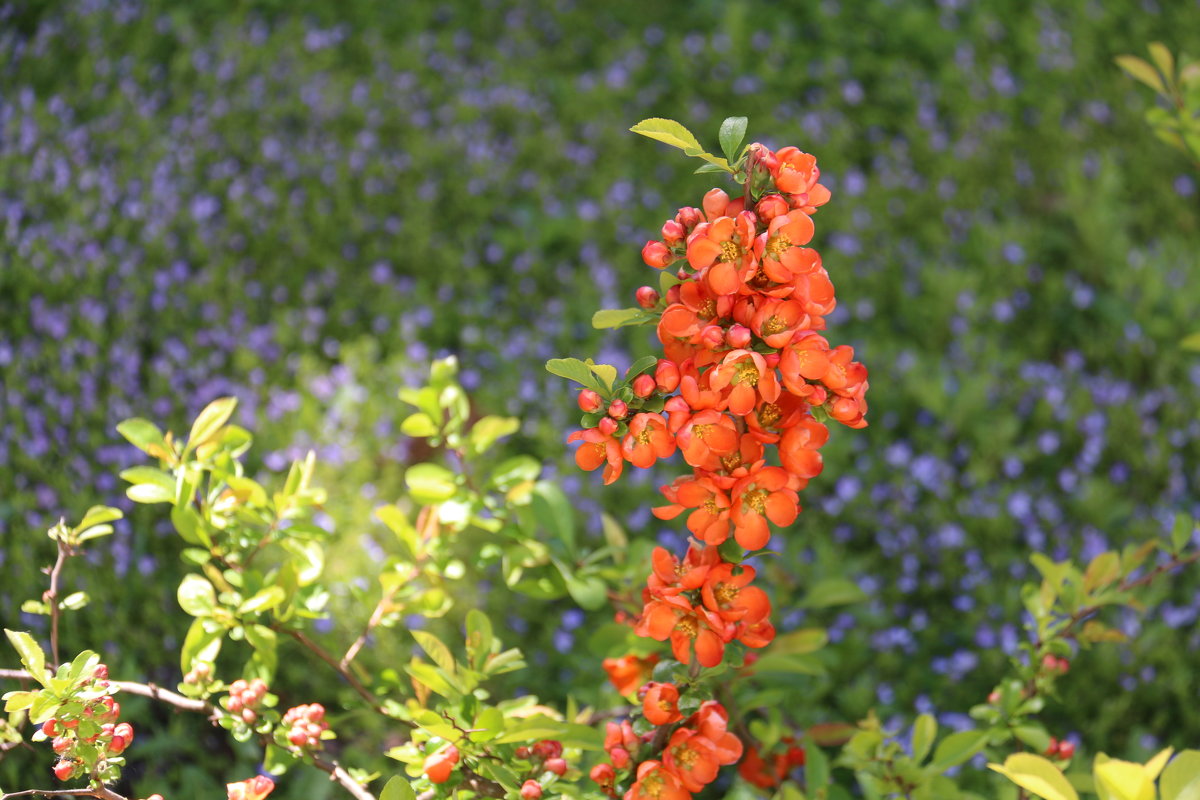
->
1;117;1199;800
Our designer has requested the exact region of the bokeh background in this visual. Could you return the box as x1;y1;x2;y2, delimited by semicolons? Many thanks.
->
2;0;1199;795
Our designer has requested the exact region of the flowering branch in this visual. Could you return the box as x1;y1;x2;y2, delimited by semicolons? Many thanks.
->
1;789;128;800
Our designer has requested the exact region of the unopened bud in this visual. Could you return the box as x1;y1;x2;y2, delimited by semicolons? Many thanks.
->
702;188;730;221
632;374;656;398
727;324;752;349
590;763;615;785
635;286;660;309
609;746;630;769
755;194;789;222
641;241;673;269
607;399;628;419
546;757;568;776
661;219;686;245
578;389;602;413
700;325;725;350
675;206;702;231
520;780;543;800
655;360;681;393
598;417;618;436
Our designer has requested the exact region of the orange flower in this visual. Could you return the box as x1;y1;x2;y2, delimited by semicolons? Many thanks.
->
778;332;832;397
652;475;732;546
622;413;677;468
685;213;758;297
738;745;781;789
646;542;719;596
636;595;730;667
778;416;829;479
748;297;810;349
603;654;658;697
688;701;743;765
707;349;780;417
642;682;683;726
226;776;274;800
735;615;776;648
754;211;816;283
745;394;809;445
729;466;799;550
675;410;739;469
701;563;771;623
664;728;721;793
626;760;692;800
567;428;623;484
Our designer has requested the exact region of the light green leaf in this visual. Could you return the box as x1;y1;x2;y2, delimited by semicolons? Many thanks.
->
694;163;729;174
587;361;619;389
177;575;216;617
927;729;989;774
412;631;456;675
630;118;703;153
187;397;238;452
804;735;830;791
912;714;937;763
400;413;440;438
466;609;494;671
75;506;123;533
719;116;749;162
58;592;89;611
490;455;542;492
592;308;656;329
1095;758;1155;800
243;624;278;680
1172;513;1195;552
3;690;35;712
380;776;417;800
468;416;520;455
4;630;46;684
801;578;868;608
1148;43;1175;84
1116;55;1167;95
545;358;606;393
238;586;286;615
769;627;828;655
126;483;174;504
533;481;575;554
1161;750;1200;800
180;617;222;674
116;418;170;458
405;463;458;504
988;754;1078;800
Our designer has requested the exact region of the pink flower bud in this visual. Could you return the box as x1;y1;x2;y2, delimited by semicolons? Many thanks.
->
700;324;725;350
607;399;628;419
702;188;730;221
632;374;656;398
675;206;702;231
660;219;686;245
609;746;631;769
598;417;618;436
546;757;568;776
635;286;660;309
242;708;258;724
641;241;673;269
655;360;681;393
520;781;543;800
727;324;752;349
288;729;308;747
578;389;602;413
755;194;789;222
93;664;109;681
590;764;615;785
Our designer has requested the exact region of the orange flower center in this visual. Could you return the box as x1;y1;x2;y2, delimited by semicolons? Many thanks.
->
758;403;782;426
703;497;720;516
744;489;768;515
732;362;760;386
592;442;607;457
674;745;699;768
700;299;717;318
641;772;665;798
635;428;653;445
719;241;741;262
720;452;743;471
674;615;698;638
761;315;787;337
692;423;714;440
765;233;792;259
714;582;739;604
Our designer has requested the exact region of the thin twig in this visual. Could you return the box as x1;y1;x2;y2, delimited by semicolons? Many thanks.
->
273;626;393;719
309;755;376;800
2;788;128;800
45;538;69;669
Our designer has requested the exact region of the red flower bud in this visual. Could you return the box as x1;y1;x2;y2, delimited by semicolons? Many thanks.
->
1057;657;1070;675
52;736;71;754
545;757;568;776
424;753;455;784
54;759;75;781
108;735;129;755
661;219;685;245
242;709;258;724
607;399;628;419
520;780;543;800
515;746;531;759
987;690;1001;704
1044;737;1058;757
635;286;660;309
727;324;752;349
641;241;673;269
609;746;630;769
632;374;655;398
590;763;615;785
700;324;725;350
598;417;618;436
1057;740;1075;760
702;188;730;221
249;678;267;698
230;680;247;694
578;389;603;413
93;664;109;681
655;360;680;393
42;718;58;737
533;740;562;759
755;194;789;222
114;722;133;745
228;696;243;713
305;704;325;723
288;729;308;747
444;745;460;765
675;206;702;231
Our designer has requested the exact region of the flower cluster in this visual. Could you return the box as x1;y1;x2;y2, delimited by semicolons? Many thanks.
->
280;702;329;751
34;664;134;784
738;739;807;789
225;678;269;725
226;776;275;800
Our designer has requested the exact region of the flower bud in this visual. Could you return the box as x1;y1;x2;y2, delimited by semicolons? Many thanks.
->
700;324;725;350
1044;737;1059;757
635;286;660;309
661;219;686;245
727;324;752;349
632;374;656;398
655;360;681;393
533;740;563;759
242;708;258;724
641;241;673;269
228;696;243;713
42;718;58;737
520;780;543;800
515;746;531;759
590;764;615;785
578;389;602;413
52;736;71;754
93;664;109;681
755;194;789;222
288;729;308;747
607;399;628;419
1057;740;1075;760
675;206;702;231
54;760;75;781
249;678;267;698
305;704;325;723
598;417;618;436
702;188;730;221
230;680;247;694
546;757;568;776
609;746;630;769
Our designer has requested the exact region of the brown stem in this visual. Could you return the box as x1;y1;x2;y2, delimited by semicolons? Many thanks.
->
309;755;377;800
273;626;394;719
2;788;128;800
45;537;70;669
341;592;394;671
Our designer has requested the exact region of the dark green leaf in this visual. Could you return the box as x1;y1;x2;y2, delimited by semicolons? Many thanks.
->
718;116;748;162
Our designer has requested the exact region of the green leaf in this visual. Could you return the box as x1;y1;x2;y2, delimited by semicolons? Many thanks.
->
682;147;732;171
1116;55;1167;95
490;455;542;491
58;592;89;611
75;505;123;533
719;116;748;162
592;308;656;329
912;714;937;763
2;690;35;712
238;586;286;615
412;631;457;674
769;627;828;655
171;505;211;548
1172;514;1195;553
126;483;174;504
1148;43;1176;85
380;776;417;800
630;118;703;153
1014;724;1052;755
116;418;170;458
4;630;47;684
1184;332;1200;352
1083;551;1121;592
804;735;830;792
177;575;216;617
468;416;521;455
400;413;440;438
561;569;607;611
587;361;619;389
1161;750;1200;800
927;729;989;774
466;609;494;671
405;661;457;699
988;762;1084;800
533;481;576;554
694;163;729;174
470;707;505;743
243;624;278;680
180;617;222;674
545;358;605;393
187;396;238;452
801;578;868;608
405;463;458;504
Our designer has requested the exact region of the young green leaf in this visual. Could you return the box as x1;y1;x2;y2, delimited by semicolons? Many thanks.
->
592;308;656;330
3;630;47;684
630;118;703;153
187;396;238;452
545;358;606;393
380;776;417;800
718;116;748;162
988;754;1078;800
911;714;937;763
1115;55;1167;95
